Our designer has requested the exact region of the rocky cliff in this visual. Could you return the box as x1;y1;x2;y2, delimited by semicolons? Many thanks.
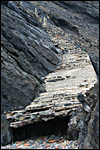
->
1;1;99;149
1;1;60;112
78;83;99;149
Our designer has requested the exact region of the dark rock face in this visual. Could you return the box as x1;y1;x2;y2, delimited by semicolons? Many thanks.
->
31;1;99;77
1;114;13;146
84;100;99;149
1;2;60;112
66;113;80;140
1;2;60;145
67;83;99;149
1;1;8;6
1;1;99;148
78;83;99;149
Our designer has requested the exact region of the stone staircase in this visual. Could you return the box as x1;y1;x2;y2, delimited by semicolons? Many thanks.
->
5;17;97;128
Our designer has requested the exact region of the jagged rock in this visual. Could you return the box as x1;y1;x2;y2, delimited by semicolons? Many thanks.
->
66;114;80;140
1;2;99;149
66;82;99;146
1;2;60;112
84;100;99;149
78;83;99;149
5;21;97;128
77;93;91;113
1;114;13;146
31;1;99;77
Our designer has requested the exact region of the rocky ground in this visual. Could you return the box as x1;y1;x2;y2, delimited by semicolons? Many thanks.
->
1;134;79;149
1;1;99;149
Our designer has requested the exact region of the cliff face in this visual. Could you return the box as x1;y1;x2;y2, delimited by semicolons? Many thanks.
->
84;99;99;149
1;1;60;112
1;1;99;149
76;83;99;149
30;1;99;76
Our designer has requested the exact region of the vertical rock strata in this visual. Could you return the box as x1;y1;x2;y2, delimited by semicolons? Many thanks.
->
78;83;99;149
1;1;99;148
1;114;13;146
5;14;97;129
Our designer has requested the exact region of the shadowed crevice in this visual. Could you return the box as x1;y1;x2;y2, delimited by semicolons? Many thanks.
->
12;116;70;142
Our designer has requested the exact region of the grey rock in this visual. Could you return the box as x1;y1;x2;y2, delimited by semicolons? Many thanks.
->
83;103;91;113
77;93;85;103
1;2;60;112
1;114;13;146
3;1;97;129
1;2;99;149
78;83;99;149
32;1;99;77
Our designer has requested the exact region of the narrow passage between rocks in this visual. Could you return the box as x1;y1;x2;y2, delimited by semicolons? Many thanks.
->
2;2;98;149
